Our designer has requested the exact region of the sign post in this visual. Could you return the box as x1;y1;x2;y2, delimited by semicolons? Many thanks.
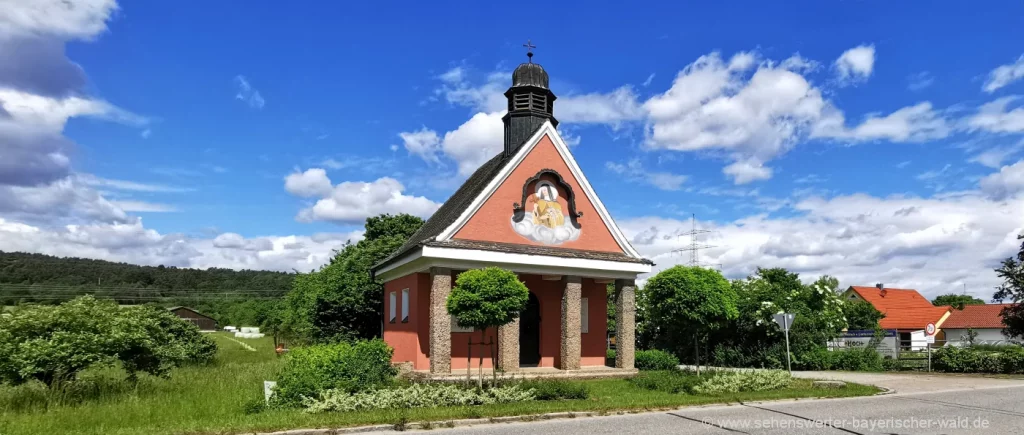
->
773;313;796;374
925;322;937;372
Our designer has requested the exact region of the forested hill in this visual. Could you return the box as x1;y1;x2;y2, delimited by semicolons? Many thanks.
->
0;251;295;303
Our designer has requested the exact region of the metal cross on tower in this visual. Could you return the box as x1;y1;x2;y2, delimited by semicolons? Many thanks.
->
523;39;536;62
671;214;720;269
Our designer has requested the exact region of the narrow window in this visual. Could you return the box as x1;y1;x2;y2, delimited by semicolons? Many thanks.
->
581;297;589;334
401;288;409;323
389;291;396;323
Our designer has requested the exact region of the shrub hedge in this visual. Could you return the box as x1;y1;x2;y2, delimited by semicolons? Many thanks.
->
933;346;1024;374
795;347;883;371
273;339;397;406
629;369;790;395
635;349;680;371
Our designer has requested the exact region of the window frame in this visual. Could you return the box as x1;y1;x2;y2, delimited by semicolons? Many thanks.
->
581;297;589;334
389;291;397;323
401;288;409;323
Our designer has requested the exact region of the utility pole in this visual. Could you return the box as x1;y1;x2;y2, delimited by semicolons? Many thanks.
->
671;214;720;269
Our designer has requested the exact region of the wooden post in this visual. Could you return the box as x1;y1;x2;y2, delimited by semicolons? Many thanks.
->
478;329;485;389
490;336;497;385
694;335;700;375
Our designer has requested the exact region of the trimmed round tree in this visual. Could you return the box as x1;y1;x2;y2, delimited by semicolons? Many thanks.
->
642;265;738;372
446;267;529;384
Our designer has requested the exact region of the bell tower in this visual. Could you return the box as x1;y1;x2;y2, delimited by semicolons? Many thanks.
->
503;40;558;157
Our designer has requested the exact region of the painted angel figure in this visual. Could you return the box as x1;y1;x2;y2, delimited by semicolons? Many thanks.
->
512;181;580;245
532;183;565;229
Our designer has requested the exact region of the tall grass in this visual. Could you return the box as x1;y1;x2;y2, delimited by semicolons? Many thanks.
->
0;333;880;435
0;333;282;435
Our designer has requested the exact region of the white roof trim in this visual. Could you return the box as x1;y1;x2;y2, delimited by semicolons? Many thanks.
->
434;121;643;259
375;245;650;283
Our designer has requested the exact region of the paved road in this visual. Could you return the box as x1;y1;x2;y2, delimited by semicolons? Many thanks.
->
368;374;1024;434
790;370;1024;394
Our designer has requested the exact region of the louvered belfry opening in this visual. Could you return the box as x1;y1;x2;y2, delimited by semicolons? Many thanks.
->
503;61;558;157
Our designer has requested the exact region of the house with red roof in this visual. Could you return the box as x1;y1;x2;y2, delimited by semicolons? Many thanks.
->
842;284;952;349
941;304;1015;346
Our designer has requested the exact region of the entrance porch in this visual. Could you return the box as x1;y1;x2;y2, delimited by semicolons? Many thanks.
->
382;267;636;373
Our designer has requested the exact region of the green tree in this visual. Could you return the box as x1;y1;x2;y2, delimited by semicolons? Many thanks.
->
446;267;529;385
708;269;847;369
994;235;1024;339
641;266;738;372
283;214;423;342
932;294;985;310
843;300;885;331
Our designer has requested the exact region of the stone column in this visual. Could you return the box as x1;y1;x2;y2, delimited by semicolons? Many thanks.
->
559;276;582;370
497;317;520;372
429;267;452;374
614;279;636;370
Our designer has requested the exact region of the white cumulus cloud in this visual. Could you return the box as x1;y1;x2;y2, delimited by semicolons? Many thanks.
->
834;44;876;84
286;171;440;225
620;177;1024;301
284;168;333;198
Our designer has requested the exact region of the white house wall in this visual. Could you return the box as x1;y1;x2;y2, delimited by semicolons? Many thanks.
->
942;328;1011;346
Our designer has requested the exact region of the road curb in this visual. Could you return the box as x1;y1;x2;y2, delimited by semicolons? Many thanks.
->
255;387;890;434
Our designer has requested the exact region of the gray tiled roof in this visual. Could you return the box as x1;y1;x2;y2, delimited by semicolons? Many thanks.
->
374;152;513;270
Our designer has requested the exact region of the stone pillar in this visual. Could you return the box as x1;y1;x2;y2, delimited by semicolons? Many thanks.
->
560;276;582;370
614;279;636;370
429;267;452;374
497;317;520;372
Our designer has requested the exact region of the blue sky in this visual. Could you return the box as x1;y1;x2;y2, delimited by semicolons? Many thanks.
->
3;1;1024;299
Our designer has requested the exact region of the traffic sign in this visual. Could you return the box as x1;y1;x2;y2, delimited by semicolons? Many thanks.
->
772;313;796;374
773;313;796;332
925;323;936;336
925;335;936;344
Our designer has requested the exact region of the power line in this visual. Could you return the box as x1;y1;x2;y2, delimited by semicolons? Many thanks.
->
670;214;722;270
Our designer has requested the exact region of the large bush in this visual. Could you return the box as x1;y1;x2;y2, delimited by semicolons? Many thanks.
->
0;297;216;387
273;339;397;406
795;347;883;371
118;305;218;379
933;346;1018;374
1000;346;1024;374
795;347;835;370
635;349;680;371
699;271;847;369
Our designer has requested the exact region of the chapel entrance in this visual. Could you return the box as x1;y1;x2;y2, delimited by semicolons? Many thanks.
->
519;292;541;366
